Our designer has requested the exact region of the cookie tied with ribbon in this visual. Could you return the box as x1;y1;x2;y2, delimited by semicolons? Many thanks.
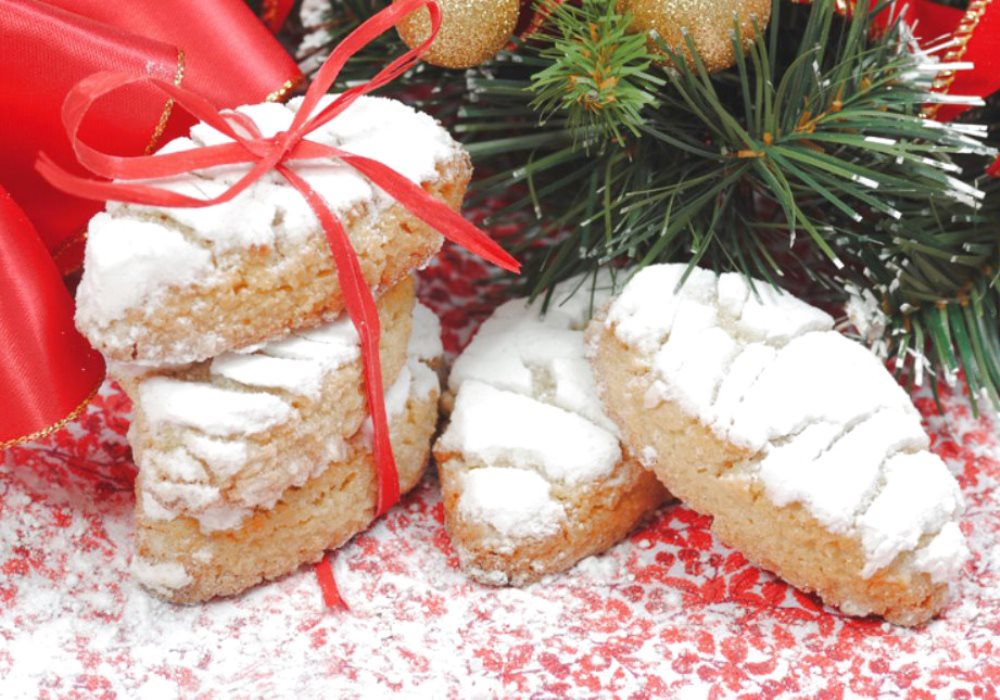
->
36;0;519;525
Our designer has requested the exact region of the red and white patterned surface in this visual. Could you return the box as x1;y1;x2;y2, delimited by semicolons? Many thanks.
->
2;244;999;698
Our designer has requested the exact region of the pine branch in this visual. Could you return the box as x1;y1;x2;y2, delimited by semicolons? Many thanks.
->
529;0;664;147
298;0;1000;410
461;0;1000;411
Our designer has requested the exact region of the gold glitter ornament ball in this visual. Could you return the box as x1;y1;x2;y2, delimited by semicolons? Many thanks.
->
396;0;519;69
619;0;771;73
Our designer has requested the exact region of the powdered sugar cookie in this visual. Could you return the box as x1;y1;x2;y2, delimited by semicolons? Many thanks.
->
75;95;470;365
131;303;443;602
587;263;968;626
127;278;415;534
435;274;669;586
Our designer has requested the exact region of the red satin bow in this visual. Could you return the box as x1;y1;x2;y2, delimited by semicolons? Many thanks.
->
0;185;105;449
0;0;302;273
36;0;520;517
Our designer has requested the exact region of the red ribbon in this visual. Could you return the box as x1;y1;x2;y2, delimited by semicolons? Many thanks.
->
0;185;105;448
0;0;302;274
36;0;520;517
315;556;347;609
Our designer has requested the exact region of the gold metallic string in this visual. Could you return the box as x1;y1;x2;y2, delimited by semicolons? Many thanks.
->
0;383;101;451
923;0;993;119
266;74;306;103
145;49;187;154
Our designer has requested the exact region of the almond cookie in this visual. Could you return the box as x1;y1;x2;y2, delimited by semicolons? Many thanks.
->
127;278;415;534
435;274;669;586
587;263;968;626
76;95;470;365
131;303;443;602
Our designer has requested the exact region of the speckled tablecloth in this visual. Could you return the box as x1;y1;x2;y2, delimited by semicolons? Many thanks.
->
2;245;998;698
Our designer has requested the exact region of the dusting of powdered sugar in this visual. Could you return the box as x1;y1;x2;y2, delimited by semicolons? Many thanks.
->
130;558;192;596
440;381;621;488
439;272;647;551
137;379;294;437
75;214;214;331
409;302;445;365
76;94;460;329
457;467;567;545
135;301;442;533
601;263;968;585
448;271;619;433
2;256;999;697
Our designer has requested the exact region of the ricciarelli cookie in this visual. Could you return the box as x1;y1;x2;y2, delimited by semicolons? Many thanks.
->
75;95;470;365
126;278;415;533
587;263;968;626
434;274;670;586
130;301;443;603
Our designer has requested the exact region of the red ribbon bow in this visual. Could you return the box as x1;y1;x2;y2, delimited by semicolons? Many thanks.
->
36;0;520;517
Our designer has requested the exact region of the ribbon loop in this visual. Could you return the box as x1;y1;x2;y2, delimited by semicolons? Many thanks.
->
37;0;520;517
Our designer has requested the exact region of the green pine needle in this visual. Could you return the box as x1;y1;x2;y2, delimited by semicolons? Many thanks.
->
529;0;664;148
297;0;1000;412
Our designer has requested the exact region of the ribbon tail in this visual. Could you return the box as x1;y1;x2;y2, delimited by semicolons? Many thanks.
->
290;0;443;136
279;166;401;516
36;152;253;210
315;555;348;609
342;155;520;274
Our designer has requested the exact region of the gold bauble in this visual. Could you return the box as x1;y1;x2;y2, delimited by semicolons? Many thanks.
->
396;0;519;69
618;0;771;73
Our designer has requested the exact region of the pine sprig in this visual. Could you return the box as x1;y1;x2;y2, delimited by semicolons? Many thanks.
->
461;0;999;410
298;0;1000;410
529;0;663;147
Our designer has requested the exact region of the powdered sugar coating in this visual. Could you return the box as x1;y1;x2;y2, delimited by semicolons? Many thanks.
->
457;467;567;544
130;558;191;596
209;306;366;397
911;522;969;584
76;95;461;330
859;452;965;577
724;332;914;450
211;355;327;398
602;263;968;585
410;302;445;364
138;379;294;438
440;381;620;487
449;271;618;432
758;408;928;533
137;302;442;532
76;214;214;330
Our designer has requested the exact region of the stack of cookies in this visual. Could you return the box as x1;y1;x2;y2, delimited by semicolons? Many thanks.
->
74;95;464;602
